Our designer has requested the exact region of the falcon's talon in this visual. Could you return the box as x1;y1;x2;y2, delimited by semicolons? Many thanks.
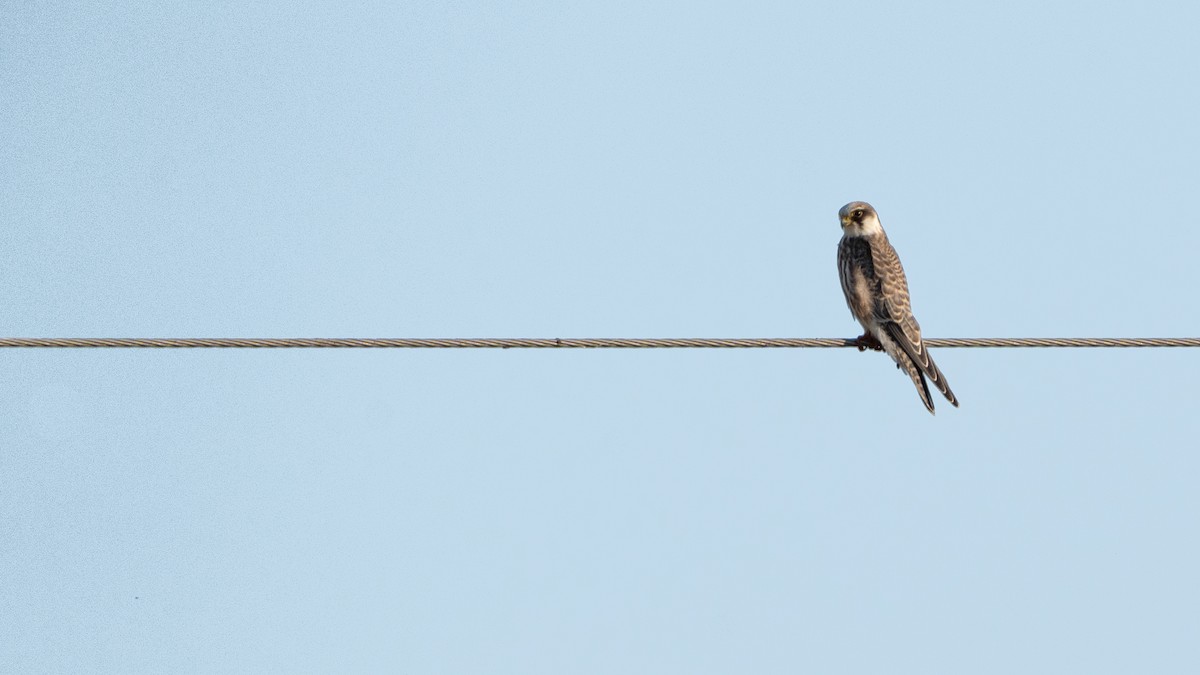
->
853;333;884;352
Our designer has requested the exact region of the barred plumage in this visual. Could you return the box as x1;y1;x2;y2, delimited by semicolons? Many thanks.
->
836;201;958;414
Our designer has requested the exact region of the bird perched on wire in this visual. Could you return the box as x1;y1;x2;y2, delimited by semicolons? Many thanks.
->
837;201;959;414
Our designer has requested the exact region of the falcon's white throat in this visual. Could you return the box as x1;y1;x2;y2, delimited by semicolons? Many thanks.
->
843;213;884;237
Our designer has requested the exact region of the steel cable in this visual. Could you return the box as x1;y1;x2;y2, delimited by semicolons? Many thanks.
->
0;337;1197;349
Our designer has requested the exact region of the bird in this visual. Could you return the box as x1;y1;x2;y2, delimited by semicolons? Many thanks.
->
836;201;958;414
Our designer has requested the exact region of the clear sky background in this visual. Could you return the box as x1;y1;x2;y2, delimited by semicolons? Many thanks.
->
3;1;1199;672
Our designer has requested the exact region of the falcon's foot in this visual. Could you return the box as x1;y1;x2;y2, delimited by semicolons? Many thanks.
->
854;333;884;352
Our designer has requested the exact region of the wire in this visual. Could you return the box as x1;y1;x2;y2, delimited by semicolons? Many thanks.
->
0;337;1197;348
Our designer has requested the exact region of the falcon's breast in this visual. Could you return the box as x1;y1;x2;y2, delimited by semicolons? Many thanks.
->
838;236;878;325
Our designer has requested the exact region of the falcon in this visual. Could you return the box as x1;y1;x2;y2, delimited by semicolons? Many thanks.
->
837;201;959;414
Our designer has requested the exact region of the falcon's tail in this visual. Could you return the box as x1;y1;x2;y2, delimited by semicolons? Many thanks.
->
905;360;937;415
883;323;959;413
922;353;959;408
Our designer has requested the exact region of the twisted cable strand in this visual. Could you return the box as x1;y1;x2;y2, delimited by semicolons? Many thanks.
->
0;337;1197;348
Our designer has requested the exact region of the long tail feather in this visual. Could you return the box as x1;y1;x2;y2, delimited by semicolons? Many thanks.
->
884;323;959;408
905;359;936;414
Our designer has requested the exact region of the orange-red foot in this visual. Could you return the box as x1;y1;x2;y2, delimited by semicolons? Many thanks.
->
854;333;884;352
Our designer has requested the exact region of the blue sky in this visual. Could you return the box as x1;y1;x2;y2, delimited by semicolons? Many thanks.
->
3;1;1199;672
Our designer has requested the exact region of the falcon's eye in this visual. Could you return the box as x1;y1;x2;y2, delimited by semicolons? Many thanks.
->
852;210;864;219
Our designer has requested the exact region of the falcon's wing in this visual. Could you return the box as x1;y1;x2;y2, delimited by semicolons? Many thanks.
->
871;237;959;408
868;235;919;338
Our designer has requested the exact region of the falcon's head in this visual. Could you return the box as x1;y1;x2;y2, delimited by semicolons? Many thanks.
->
838;201;883;237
